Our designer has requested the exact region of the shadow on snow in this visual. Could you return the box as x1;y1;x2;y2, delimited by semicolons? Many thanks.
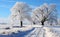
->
0;28;35;37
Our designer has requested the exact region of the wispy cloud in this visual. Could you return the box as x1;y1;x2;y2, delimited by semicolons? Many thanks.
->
30;5;38;9
0;5;11;8
43;0;52;1
0;18;9;23
1;0;16;2
5;1;16;2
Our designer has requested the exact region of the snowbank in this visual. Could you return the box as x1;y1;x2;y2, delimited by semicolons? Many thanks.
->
0;25;33;35
44;27;60;37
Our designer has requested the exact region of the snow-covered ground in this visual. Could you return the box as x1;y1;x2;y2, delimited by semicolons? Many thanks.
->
0;25;60;37
44;26;60;37
0;25;34;35
26;25;60;37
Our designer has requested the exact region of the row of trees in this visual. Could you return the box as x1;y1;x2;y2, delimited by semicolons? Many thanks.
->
10;2;58;27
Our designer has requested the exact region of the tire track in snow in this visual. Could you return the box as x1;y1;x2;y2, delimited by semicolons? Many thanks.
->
26;27;44;37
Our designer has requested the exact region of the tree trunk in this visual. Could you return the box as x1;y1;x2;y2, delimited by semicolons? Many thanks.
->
21;21;23;27
41;17;46;26
41;22;44;26
33;22;36;25
50;23;52;26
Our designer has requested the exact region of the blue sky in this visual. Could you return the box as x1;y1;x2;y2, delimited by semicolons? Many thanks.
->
0;0;60;18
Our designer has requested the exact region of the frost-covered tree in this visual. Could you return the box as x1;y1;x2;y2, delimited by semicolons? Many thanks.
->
10;2;32;27
32;3;57;26
57;19;60;25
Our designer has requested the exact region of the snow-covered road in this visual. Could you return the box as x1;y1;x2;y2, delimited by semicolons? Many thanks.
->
0;25;60;37
26;27;44;37
26;26;60;37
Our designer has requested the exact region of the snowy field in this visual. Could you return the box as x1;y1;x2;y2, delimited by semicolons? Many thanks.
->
0;25;60;37
0;25;34;35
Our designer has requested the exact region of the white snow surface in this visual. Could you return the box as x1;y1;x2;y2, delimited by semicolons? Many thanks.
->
0;25;60;37
0;25;33;35
26;25;60;37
